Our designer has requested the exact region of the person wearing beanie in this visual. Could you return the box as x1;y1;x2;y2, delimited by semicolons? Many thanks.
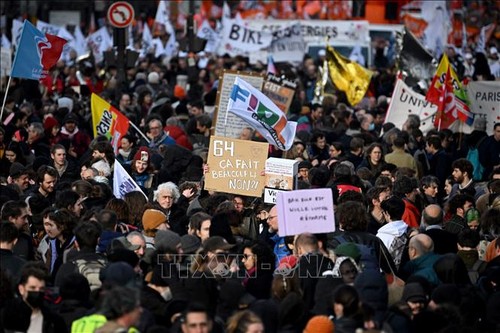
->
142;209;168;249
43;116;61;145
59;112;91;158
129;146;155;193
401;282;428;317
155;230;182;255
303;315;334;333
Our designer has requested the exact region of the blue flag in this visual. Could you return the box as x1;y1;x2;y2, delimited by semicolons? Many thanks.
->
11;20;67;80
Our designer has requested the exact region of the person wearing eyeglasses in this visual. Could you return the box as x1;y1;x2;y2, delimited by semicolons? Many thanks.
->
266;205;291;268
241;241;275;300
144;117;175;153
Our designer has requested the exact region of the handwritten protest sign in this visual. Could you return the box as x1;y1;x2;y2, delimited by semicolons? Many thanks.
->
213;70;265;139
262;75;296;114
276;188;335;236
204;136;268;197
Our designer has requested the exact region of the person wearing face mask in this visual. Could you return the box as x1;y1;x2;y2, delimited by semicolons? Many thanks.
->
0;263;67;333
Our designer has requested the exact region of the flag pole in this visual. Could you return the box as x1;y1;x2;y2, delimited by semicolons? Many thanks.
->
0;76;12;122
128;120;151;143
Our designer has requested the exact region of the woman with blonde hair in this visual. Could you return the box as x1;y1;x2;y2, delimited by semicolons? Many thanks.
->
226;310;264;333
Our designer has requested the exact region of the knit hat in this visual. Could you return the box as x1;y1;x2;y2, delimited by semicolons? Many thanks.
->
133;146;151;167
9;162;28;178
181;234;201;253
402;282;427;303
298;160;312;170
111;236;141;251
142;209;167;231
43;116;59;131
335;242;361;263
155;229;181;253
148;72;160;84
107;248;140;268
202;236;235;253
63;112;79;124
99;261;137;287
303;315;334;333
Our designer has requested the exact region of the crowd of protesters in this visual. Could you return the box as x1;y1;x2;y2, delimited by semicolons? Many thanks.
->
1;8;500;333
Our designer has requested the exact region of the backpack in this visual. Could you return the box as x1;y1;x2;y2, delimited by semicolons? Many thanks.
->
332;234;380;271
74;258;107;291
468;259;485;285
387;227;410;269
466;137;486;181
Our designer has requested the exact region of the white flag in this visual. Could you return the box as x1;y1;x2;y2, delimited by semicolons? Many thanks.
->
385;78;438;134
228;77;297;150
141;23;153;57
11;19;24;50
197;20;221;53
113;162;147;200
87;26;112;64
72;25;87;56
152;34;177;59
155;0;175;35
1;34;10;49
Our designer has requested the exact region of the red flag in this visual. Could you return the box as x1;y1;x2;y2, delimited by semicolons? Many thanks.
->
429;67;457;130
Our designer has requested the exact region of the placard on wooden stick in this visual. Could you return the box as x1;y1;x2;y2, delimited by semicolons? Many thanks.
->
204;136;268;197
213;70;265;139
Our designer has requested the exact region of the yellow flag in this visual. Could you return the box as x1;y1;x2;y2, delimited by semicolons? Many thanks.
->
326;45;373;106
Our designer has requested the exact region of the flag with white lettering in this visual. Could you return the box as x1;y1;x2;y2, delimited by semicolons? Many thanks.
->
426;53;474;128
228;77;297;150
10;20;67;80
113;161;147;200
218;18;272;57
86;26;112;64
385;78;438;134
36;20;74;62
197;19;221;53
91;93;130;154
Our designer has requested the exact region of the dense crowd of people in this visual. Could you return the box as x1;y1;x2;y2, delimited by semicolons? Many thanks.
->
1;5;500;333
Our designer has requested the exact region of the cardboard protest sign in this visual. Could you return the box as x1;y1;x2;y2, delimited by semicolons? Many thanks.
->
276;188;335;236
262;74;296;114
263;157;298;204
213;70;265;139
204;136;268;197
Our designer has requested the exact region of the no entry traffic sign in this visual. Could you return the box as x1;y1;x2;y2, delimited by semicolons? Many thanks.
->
107;2;134;28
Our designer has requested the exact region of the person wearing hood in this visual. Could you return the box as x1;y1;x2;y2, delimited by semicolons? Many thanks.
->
377;196;411;270
59;112;91;158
